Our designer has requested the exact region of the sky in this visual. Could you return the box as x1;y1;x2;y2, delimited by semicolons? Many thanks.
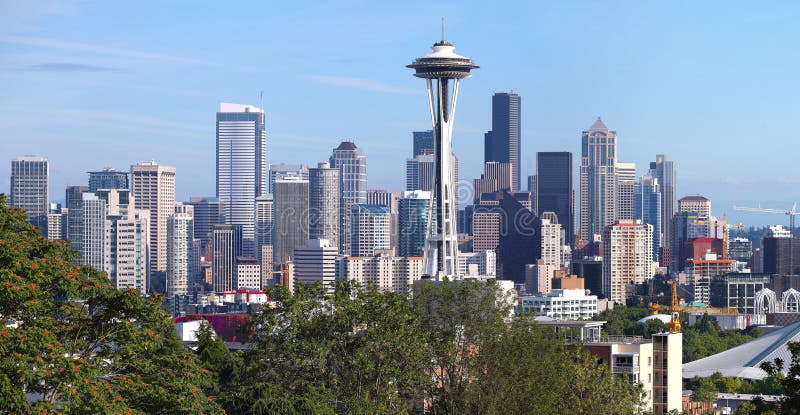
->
1;0;800;226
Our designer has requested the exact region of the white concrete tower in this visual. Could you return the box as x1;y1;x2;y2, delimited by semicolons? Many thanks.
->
407;27;478;279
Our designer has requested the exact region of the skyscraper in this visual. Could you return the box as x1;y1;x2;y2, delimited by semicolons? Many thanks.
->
398;190;432;257
268;164;309;194
114;208;149;293
678;195;711;218
406;154;435;191
309;162;340;251
616;162;636;221
216;102;267;258
273;176;309;262
212;224;242;292
329;141;367;254
497;191;541;283
485;92;521;191
472;161;513;202
634;175;663;262
186;197;224;252
580;117;617;241
540;211;562;269
294;239;339;293
66;185;88;259
366;189;391;207
88;167;129;192
10;156;49;229
81;193;110;273
350;204;391;257
131;161;175;280
255;194;274;261
536;152;573;245
602;220;654;304
412;130;434;156
650;155;676;247
167;204;194;299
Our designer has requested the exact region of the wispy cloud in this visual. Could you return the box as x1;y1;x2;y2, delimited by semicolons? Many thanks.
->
0;35;211;65
26;63;113;72
309;75;423;95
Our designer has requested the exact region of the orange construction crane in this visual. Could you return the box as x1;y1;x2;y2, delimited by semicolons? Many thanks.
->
649;280;739;333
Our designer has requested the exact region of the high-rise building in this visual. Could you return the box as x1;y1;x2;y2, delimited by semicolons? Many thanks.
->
212;224;242;292
615;162;636;221
472;162;513;202
330;141;367;254
337;253;424;293
536;152;573;245
497;192;541;283
255;194;274;261
408;36;477;278
580;118;617;241
309;162;339;249
635;175;663;262
66;185;88;256
366;189;391;207
602;220;654;304
671;211;704;272
130;160;176;278
406;154;435;191
350;204;391;257
294;239;339;293
216;102;267;258
81;193;110;273
10;156;49;229
235;257;261;290
114;208;149;293
272;176;309;262
46;205;68;240
167;204;194;299
458;250;497;277
540;212;562;269
471;192;502;253
729;237;753;263
762;232;800;275
186;197;224;252
268;163;309;193
485;92;521;191
88;167;129;192
650;155;676;247
412;130;434;156
678;195;711;218
398;190;431;257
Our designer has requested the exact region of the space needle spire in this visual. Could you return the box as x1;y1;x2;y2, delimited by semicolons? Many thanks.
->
407;25;478;279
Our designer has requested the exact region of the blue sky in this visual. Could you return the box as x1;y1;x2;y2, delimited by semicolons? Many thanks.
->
1;0;799;226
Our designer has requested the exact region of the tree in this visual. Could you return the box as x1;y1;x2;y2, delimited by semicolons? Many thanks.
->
195;319;242;397
0;195;222;414
783;341;800;414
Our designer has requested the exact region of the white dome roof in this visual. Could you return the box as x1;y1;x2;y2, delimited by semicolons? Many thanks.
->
637;314;672;324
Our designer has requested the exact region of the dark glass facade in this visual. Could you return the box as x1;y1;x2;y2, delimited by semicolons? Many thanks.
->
412;130;434;157
536;152;573;245
485;92;521;191
497;191;541;283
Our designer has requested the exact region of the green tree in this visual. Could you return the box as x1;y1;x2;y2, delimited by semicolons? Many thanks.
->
195;319;242;397
0;195;222;414
782;341;800;414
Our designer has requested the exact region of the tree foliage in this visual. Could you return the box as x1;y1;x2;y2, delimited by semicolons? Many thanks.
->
218;279;643;414
0;195;222;414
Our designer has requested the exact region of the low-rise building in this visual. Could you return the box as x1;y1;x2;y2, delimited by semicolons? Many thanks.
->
336;252;423;293
519;288;598;319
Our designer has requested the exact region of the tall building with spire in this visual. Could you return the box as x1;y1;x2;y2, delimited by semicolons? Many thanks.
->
485;92;521;191
216;102;267;257
580;117;617;241
329;141;367;255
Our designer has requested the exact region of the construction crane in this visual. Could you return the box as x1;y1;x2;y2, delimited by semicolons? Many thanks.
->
648;280;739;333
733;202;799;272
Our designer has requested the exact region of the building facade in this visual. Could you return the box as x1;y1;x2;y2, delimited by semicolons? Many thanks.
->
272;176;309;262
212;224;242;292
485;92;521;191
186;197;224;252
350;204;391;257
330;141;367;254
635;175;663;262
650;155;676;247
398;190;431;257
88;167;129;192
336;253;423;293
167;204;194;299
131;160;176;276
616;162;636;222
580;118;617;241
536;152;573;245
10;156;49;229
216;102;267;257
293;239;339;293
602;220;654;304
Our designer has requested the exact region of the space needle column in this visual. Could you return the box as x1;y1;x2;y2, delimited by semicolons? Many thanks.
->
408;32;478;279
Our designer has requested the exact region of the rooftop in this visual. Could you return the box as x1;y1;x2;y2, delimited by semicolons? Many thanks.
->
335;141;358;151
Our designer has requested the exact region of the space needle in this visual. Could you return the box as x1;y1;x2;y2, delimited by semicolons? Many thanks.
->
407;24;478;279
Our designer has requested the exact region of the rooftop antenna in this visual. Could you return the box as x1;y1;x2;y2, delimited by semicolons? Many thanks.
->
441;17;445;42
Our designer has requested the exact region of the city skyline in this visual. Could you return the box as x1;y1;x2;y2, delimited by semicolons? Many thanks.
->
3;2;800;226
